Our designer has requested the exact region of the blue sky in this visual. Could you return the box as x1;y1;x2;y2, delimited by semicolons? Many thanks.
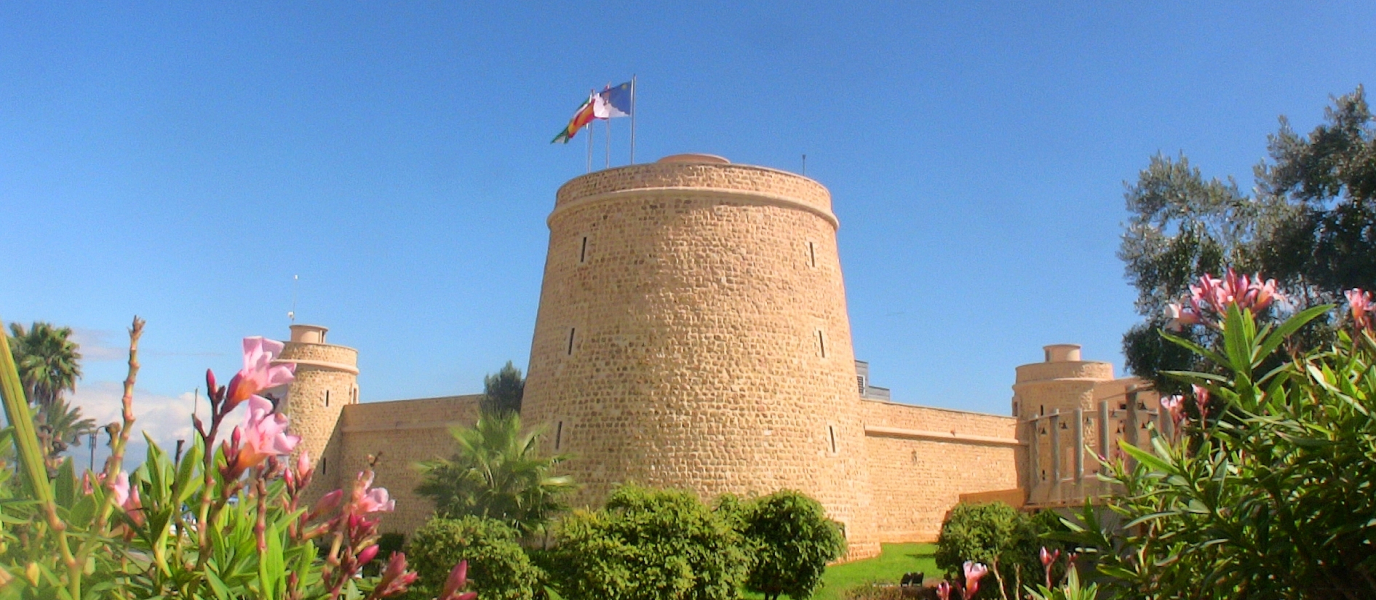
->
2;3;1373;456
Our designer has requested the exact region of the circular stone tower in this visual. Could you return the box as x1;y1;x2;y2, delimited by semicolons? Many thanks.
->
278;324;359;498
522;154;876;558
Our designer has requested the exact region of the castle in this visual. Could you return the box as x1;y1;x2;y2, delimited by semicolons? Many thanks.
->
277;154;1163;559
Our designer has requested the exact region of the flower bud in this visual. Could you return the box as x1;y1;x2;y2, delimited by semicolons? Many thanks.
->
309;489;344;519
356;544;380;566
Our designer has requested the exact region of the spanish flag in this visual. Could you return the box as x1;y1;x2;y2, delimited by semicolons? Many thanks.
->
551;93;600;144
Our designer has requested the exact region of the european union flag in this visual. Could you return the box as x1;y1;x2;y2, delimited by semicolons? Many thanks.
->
600;81;633;117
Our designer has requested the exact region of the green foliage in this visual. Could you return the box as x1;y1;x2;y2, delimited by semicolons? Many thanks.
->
1067;305;1376;598
1024;566;1099;600
0;319;441;599
415;411;574;537
6;322;95;467
934;502;1066;599
406;515;543;600
734;489;846;600
6;322;82;410
545;485;749;600
1119;87;1376;385
481;361;525;416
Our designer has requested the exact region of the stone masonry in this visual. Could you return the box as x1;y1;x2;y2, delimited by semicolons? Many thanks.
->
281;154;1158;556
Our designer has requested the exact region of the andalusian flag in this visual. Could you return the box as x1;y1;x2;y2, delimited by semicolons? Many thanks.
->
551;93;602;144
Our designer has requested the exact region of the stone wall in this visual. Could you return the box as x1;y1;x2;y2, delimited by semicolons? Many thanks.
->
861;401;1022;542
523;158;878;559
336;395;481;534
279;337;358;504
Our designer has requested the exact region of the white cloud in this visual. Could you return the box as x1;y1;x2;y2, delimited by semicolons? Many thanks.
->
69;328;129;362
69;327;228;364
64;381;245;470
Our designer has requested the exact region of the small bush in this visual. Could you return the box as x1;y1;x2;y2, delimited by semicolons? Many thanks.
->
545;485;748;600
405;515;544;600
934;502;1066;598
842;582;925;599
735;489;846;600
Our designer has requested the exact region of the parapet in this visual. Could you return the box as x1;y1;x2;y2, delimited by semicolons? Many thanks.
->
277;324;358;375
1014;344;1114;384
551;156;835;228
289;324;330;344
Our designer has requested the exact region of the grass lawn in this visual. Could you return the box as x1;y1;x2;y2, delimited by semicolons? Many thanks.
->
740;543;941;600
551;543;941;600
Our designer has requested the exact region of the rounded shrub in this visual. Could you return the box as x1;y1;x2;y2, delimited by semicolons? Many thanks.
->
735;489;846;600
545;485;748;600
405;515;543;600
935;502;1067;599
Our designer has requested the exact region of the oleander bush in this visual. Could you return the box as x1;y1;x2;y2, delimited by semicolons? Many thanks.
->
1066;276;1376;599
0;320;474;600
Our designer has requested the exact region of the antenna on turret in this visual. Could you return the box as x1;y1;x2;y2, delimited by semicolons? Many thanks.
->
288;274;298;322
801;154;807;175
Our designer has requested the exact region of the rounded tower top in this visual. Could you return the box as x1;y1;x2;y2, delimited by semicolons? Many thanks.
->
289;324;329;344
1043;344;1081;362
553;155;836;229
656;153;731;164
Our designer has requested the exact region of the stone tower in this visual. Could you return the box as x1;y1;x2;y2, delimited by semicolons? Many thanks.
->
522;154;877;558
278;324;358;497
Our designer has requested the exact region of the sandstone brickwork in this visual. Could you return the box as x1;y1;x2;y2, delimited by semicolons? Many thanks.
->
860;402;1021;542
278;325;358;505
335;395;480;533
523;156;878;558
280;157;1157;559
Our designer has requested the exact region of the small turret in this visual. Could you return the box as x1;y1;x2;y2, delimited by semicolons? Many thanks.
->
278;324;358;500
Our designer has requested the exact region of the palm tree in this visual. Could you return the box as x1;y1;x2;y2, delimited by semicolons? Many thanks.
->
36;397;97;463
7;322;82;410
415;412;575;538
8;322;91;469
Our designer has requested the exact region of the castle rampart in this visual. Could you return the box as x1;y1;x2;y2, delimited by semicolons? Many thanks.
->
523;154;878;558
279;156;1161;556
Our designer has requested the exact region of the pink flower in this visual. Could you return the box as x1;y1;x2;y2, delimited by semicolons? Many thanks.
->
224;396;300;478
1192;384;1211;420
1040;546;1060;568
373;552;421;598
439;560;478;600
1178;270;1285;329
1160;395;1185;426
963;561;988;598
225;337;295;410
356;474;395;514
1164;303;1201;331
936;581;952;600
1347;289;1372;330
110;472;131;507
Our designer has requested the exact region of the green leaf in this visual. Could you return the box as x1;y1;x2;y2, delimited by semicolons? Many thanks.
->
1120;440;1175;475
1253;305;1332;367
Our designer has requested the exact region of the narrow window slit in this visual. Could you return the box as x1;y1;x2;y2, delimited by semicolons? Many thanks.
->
828;425;838;453
807;241;816;268
580;237;588;263
555;421;564;450
567;328;576;355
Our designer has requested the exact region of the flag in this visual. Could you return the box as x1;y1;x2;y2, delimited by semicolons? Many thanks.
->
598;81;633;118
551;93;603;144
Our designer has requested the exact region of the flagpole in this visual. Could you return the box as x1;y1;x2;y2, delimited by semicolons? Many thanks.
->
586;122;592;173
605;113;611;169
629;75;637;164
